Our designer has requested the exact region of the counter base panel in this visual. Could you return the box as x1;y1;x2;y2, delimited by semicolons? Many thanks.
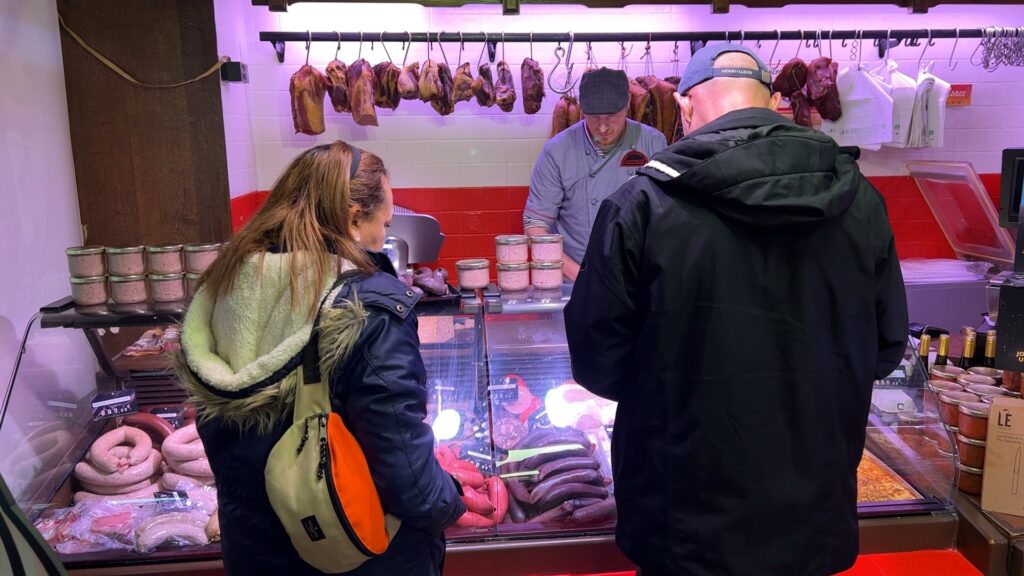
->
954;493;1010;576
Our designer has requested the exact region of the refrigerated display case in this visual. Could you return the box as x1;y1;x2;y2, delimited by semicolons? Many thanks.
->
1;287;961;576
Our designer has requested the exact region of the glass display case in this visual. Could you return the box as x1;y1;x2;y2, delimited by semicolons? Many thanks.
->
0;287;960;574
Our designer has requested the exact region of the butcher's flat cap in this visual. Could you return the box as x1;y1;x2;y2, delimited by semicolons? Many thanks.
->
579;67;630;115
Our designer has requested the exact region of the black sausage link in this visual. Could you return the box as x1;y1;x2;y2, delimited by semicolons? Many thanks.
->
530;503;570;524
521;446;591;471
507;478;532;505
529;469;603;504
537;456;601;480
568;496;617;524
508;492;527;523
534;483;609;513
560;498;604;513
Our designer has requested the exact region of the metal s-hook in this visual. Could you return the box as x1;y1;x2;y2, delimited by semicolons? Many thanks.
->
477;32;488;67
740;30;745;46
549;33;579;94
768;30;782;72
305;30;312;65
502;32;506;63
358;31;364;60
335;31;342;61
816;30;822;57
437;31;450;68
795;30;803;60
828;29;833;60
948;28;959;71
530;32;534;61
380;31;393;63
917;29;932;70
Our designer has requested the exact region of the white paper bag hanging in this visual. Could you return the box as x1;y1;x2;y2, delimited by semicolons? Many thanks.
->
869;61;916;149
921;63;951;148
820;66;894;148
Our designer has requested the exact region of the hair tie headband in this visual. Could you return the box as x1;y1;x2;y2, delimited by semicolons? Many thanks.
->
350;147;362;180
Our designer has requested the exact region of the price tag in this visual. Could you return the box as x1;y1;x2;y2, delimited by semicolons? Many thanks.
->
947;84;972;107
91;389;137;421
489;378;519;403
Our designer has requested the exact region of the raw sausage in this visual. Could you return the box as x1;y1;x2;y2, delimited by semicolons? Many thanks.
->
528;469;603;504
487;476;508;524
73;480;160;504
462;487;495;516
80;474;159;496
455;511;494;528
75;449;162;487
206;511;220;541
137;522;209;551
507;478;532;505
521;445;590;471
87;427;152;473
162;423;205;461
124;413;175;444
167;457;212;478
568;496;616;523
507;490;527;523
161;472;215;490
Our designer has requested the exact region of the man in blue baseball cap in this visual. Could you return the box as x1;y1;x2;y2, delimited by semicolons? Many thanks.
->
566;43;907;576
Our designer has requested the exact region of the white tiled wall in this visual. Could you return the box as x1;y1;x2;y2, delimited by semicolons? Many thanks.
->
220;3;1024;192
215;0;259;197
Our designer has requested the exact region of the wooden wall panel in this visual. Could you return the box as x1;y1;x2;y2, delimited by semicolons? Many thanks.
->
57;0;229;246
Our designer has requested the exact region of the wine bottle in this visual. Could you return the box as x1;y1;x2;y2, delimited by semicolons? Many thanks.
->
918;334;931;373
984;330;998;369
935;334;950;367
959;334;977;369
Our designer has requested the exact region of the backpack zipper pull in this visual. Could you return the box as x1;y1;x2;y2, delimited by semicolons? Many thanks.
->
317;412;328;480
296;416;311;455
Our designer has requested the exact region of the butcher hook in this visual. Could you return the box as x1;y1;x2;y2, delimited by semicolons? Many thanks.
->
478;32;488;66
917;29;933;70
305;31;312;65
768;30;783;73
948;28;960;71
403;32;413;67
549;33;579;94
380;31;393;63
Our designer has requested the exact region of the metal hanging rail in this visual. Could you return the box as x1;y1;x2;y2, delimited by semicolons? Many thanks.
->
260;27;1001;63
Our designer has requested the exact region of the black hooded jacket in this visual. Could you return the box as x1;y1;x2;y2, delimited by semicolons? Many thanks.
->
564;108;908;576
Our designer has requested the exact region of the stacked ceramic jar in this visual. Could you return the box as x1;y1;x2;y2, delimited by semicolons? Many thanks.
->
489;234;565;292
65;243;221;306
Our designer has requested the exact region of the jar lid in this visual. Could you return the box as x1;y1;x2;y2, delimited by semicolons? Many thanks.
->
958;462;984;475
968;366;1003;380
966;383;1007;397
497;262;530;271
958;373;997;387
1002;386;1023;398
530;261;564;270
897;411;928;425
186;272;203;280
184;242;221;252
931;365;966;378
108;274;146;282
66;245;105;256
146;244;184;253
69;275;106;284
929;380;964;393
495;235;528;245
959;402;991;418
530;234;563;244
105;245;145;254
956;433;987;448
456;258;490;271
149;273;185;281
938;390;980;405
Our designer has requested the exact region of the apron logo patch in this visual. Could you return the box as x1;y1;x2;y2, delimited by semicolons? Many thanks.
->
620;150;649;167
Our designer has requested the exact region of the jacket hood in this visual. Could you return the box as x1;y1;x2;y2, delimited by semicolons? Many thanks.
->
175;253;366;434
640;108;861;233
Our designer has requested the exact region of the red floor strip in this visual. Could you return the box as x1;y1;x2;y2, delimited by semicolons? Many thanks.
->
555;550;982;576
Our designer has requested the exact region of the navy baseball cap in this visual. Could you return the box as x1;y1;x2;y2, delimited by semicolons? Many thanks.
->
677;43;773;95
579;67;630;115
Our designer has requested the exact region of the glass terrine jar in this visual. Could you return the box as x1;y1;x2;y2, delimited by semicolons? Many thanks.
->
495;235;529;265
531;261;563;290
146;245;184;275
530;234;564;263
150;273;186;302
108;274;148;304
106;246;146;276
184;242;221;274
456;259;490;291
66;246;105;277
497;262;530;292
186;272;202;298
958;402;990;441
69;276;108;306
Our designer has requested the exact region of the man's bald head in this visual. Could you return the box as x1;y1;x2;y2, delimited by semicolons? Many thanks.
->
675;51;782;135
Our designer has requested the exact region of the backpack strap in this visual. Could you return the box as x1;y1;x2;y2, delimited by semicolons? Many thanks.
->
294;270;364;422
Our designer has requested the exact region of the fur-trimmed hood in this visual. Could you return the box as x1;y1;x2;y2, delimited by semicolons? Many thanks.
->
175;253;366;434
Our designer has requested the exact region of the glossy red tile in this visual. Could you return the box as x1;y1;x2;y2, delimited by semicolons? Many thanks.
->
870;550;982;576
835;555;885;576
465;212;486;234
434;212;464;236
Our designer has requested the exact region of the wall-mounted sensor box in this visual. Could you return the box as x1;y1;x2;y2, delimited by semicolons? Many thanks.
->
221;61;248;83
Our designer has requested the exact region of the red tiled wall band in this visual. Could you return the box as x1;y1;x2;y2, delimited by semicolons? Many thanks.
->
230;175;1004;273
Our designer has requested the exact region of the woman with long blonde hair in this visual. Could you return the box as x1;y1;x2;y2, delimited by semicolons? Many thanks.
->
177;140;464;575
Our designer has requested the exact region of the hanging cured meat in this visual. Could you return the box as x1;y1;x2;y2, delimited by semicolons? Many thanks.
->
521;58;545;115
373;62;402;111
398;62;420;100
289;65;328;135
495;61;517;113
789;90;813;128
635;76;661;131
325;60;350;113
472;63;496;107
430;62;455;116
772;58;808;96
640;76;680;144
551;94;580;137
453;63;475;104
419;59;443;102
806;57;842;121
627;78;649;121
347;59;378;127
